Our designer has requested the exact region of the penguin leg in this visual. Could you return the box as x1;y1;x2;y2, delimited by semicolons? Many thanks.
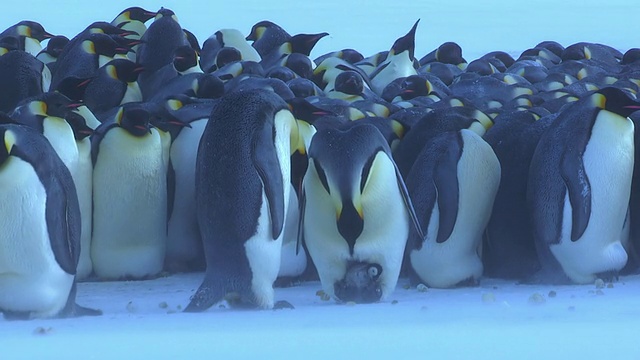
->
1;310;32;321
183;273;227;312
273;300;295;310
59;282;102;318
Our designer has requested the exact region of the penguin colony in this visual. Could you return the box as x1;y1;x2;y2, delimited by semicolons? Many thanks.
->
1;7;640;318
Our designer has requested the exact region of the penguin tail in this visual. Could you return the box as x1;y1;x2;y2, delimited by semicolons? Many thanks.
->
183;275;226;312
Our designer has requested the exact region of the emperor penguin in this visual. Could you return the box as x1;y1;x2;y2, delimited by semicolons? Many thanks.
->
163;95;216;272
0;122;100;319
528;87;638;284
81;58;144;114
111;6;157;40
370;20;420;95
91;103;167;280
0;20;54;56
405;129;501;288
0;46;51;112
184;88;299;311
300;122;423;303
246;20;291;58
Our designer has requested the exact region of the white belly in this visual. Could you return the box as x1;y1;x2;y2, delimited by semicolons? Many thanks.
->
410;130;500;288
166;119;207;267
278;184;307;278
0;157;73;318
74;139;93;279
91;128;167;279
371;53;417;95
550;110;634;283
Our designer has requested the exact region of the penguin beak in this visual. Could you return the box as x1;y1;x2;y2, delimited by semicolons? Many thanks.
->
66;102;83;110
43;31;54;39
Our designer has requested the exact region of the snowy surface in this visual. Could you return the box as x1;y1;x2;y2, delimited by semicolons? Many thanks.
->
3;1;640;359
1;273;640;358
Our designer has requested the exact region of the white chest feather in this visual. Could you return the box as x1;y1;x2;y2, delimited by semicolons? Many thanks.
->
0;157;73;317
371;51;417;95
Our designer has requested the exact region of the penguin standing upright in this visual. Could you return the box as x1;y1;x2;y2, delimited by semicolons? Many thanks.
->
163;96;216;272
528;87;638;284
405;129;501;288
300;122;423;303
91;103;167;280
185;89;299;311
0;45;51;112
0;21;53;56
370;20;420;95
0;121;100;319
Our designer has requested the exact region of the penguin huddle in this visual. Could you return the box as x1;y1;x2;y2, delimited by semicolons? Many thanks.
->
1;7;640;318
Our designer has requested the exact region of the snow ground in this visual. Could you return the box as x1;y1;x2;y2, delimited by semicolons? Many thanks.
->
1;273;639;359
2;1;640;359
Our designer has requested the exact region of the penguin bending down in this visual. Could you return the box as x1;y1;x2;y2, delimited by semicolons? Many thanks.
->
406;129;501;288
91;103;167;280
528;87;638;284
185;89;299;311
300;122;423;303
0;122;100;319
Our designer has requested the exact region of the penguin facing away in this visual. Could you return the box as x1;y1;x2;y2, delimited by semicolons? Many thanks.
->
0;122;100;319
299;122;423;303
185;88;299;311
528;87;638;284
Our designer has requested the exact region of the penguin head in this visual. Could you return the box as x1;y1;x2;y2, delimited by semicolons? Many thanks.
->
0;36;20;54
116;104;152;137
65;111;94;140
389;19;419;60
39;92;82;118
283;53;313;79
214;47;242;71
334;261;383;303
287;78;322;98
155;7;178;22
622;48;640;65
114;7;157;24
105;59;144;83
42;35;69;58
172;46;199;72
195;74;225;99
0;124;17;164
267;66;297;83
16;21;53;41
54;76;92;101
288;32;329;56
246;20;283;42
594;87;640;117
400;75;433;100
334;71;364;96
307;123;392;248
86;21;138;37
183;29;201;54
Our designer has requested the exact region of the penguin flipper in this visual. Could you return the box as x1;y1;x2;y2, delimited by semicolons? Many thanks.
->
560;148;591;242
45;175;81;275
296;185;306;255
393;163;424;240
251;123;285;240
90;122;118;166
166;159;176;225
433;133;461;244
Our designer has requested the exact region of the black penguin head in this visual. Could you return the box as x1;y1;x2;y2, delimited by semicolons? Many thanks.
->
436;41;465;65
287;78;320;98
334;71;364;95
308;124;391;250
117;104;152;137
84;33;119;57
390;19;420;60
214;47;242;70
86;21;137;37
287;97;337;123
115;7;157;23
0;36;20;53
43;35;69;57
65;111;93;140
16;21;53;41
183;29;201;54
596;87;640;117
106;59;144;82
401;75;432;100
195;74;225;99
155;7;177;20
622;48;640;65
339;49;364;64
289;33;329;56
172;45;199;72
144;102;191;137
39;92;82;118
284;53;313;79
247;20;281;41
54;76;92;101
267;66;297;83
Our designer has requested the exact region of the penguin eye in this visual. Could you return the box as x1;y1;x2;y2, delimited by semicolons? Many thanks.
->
368;265;379;278
360;151;379;193
313;160;330;194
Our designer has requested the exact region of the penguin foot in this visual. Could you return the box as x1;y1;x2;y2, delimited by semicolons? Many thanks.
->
273;300;295;310
63;304;102;318
1;310;31;321
595;271;619;283
455;277;480;287
274;276;302;288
